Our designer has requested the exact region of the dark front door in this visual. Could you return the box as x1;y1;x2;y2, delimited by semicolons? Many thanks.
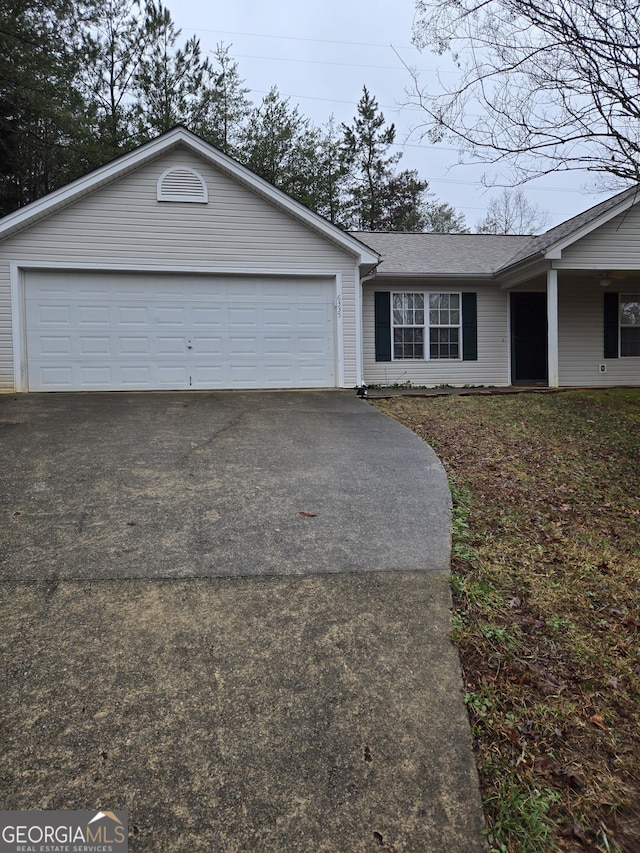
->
511;292;548;384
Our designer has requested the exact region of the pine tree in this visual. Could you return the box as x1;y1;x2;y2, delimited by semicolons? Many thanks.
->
341;87;402;230
194;44;252;157
133;7;210;137
0;0;97;214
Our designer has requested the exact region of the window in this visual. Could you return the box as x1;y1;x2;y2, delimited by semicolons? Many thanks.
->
429;293;460;359
393;293;424;358
392;292;461;360
620;295;640;357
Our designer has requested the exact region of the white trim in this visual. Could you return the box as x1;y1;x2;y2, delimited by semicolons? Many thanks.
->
335;273;345;387
506;294;512;384
11;263;346;392
354;262;363;386
0;127;379;267
8;259;343;277
10;263;26;392
547;269;559;387
390;289;463;362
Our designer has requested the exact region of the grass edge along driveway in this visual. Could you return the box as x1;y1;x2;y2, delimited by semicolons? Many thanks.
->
372;388;640;853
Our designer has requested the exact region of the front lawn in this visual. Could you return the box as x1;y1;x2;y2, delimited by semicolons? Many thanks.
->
372;389;640;853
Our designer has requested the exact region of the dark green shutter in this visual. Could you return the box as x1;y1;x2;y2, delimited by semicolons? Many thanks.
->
462;292;478;361
603;291;619;358
374;291;392;362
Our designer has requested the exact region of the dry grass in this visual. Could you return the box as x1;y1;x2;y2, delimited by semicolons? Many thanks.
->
372;389;640;853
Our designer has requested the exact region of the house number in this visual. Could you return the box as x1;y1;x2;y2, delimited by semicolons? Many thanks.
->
336;294;342;318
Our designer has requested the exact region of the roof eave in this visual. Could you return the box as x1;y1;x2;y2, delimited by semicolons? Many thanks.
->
367;271;498;281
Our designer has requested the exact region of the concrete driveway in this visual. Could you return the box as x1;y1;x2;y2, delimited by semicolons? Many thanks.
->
0;391;485;851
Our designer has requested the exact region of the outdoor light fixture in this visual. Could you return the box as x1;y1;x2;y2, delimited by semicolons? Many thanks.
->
599;276;613;287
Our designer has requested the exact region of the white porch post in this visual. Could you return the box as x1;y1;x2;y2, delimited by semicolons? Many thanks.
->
547;268;559;387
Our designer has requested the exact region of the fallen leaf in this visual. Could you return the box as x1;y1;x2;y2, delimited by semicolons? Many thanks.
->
521;617;545;629
559;823;588;844
298;511;317;518
589;713;607;730
508;596;522;609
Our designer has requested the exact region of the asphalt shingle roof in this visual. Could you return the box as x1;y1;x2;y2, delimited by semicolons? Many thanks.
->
350;231;531;276
350;184;640;278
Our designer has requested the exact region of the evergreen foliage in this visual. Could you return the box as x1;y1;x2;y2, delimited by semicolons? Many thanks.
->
0;2;466;231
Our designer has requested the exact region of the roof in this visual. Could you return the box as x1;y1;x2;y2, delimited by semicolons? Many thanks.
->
503;184;640;267
352;183;640;279
0;126;379;267
350;231;530;276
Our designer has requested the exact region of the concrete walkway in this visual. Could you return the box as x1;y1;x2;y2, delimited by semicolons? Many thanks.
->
0;391;486;852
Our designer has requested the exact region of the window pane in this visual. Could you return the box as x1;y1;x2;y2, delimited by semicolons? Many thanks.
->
621;327;640;357
393;292;423;325
429;293;461;327
621;296;640;326
430;327;459;359
394;327;424;359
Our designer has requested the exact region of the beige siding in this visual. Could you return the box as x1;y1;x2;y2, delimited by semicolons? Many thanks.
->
362;282;510;387
558;205;640;268
0;146;359;390
559;279;640;386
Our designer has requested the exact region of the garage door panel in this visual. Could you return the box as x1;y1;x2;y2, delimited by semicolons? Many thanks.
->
25;272;336;391
79;336;110;355
81;366;113;386
78;305;110;324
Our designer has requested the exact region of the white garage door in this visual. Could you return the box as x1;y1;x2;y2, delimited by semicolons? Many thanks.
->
24;271;337;391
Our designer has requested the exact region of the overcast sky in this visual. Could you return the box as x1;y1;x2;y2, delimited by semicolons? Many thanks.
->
167;0;612;229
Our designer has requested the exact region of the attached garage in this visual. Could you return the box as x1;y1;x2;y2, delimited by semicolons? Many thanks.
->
24;270;337;391
0;127;379;393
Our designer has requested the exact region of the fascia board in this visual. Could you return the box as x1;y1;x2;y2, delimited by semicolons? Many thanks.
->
497;259;550;288
368;272;496;282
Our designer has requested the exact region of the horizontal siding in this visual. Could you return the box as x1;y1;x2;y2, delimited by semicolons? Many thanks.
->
559;280;640;386
559;205;640;268
362;283;510;387
0;146;359;390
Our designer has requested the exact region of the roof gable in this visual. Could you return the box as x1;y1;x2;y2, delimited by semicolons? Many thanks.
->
0;126;378;266
500;184;640;269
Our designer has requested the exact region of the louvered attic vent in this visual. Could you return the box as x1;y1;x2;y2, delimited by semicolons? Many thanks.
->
157;166;208;203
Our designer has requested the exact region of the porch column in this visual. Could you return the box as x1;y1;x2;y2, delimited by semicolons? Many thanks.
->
547;268;559;387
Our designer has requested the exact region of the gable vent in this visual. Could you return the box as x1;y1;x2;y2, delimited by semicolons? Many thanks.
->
157;166;208;203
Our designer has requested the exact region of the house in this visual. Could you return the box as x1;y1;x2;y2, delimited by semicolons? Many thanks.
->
0;127;638;392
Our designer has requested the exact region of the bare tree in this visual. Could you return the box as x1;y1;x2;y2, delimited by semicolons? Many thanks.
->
410;0;640;188
476;188;550;234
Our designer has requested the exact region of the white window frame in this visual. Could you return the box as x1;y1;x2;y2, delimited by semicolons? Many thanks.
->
391;290;462;361
620;293;640;358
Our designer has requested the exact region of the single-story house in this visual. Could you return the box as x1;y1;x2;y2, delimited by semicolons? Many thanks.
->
1;126;638;392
